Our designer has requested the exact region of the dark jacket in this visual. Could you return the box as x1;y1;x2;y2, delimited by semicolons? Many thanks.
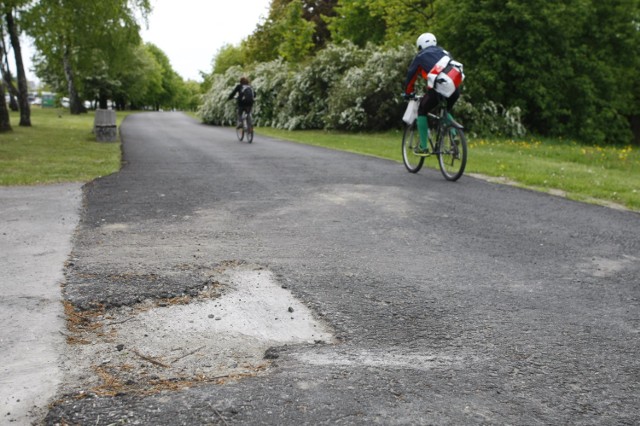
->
404;45;450;95
228;84;255;107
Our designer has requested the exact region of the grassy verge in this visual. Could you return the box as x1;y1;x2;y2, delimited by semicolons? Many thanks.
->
0;108;127;185
256;127;640;212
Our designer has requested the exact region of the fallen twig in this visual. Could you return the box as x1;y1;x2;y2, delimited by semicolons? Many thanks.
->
213;408;229;426
132;349;170;368
171;346;205;364
106;316;136;326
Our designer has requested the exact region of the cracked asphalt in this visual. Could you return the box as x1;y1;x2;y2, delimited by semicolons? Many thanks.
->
3;111;639;425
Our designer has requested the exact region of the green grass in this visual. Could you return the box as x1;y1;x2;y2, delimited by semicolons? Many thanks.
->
0;108;125;185
256;127;640;212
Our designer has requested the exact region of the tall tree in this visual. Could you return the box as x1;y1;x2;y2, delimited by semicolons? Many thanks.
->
326;0;435;47
145;43;181;110
242;0;338;65
25;0;151;114
212;44;245;75
276;0;316;62
3;1;30;125
326;0;386;47
112;43;163;110
0;31;19;111
0;37;12;132
299;0;338;50
434;0;640;144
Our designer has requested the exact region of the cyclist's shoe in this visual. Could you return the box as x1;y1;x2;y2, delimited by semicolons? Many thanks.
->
414;146;429;156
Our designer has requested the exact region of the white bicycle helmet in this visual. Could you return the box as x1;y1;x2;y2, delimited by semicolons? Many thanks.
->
416;33;437;50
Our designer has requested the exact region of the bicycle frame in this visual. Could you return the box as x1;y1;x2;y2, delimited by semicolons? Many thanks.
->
401;93;467;181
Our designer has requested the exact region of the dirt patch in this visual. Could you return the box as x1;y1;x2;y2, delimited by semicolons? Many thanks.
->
58;263;335;398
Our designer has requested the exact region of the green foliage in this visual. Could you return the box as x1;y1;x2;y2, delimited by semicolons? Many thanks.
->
21;0;194;112
326;0;437;47
204;0;638;144
178;80;204;112
113;43;164;109
145;43;183;110
240;19;282;65
212;44;245;74
276;0;316;62
325;0;386;47
238;0;338;65
434;0;640;144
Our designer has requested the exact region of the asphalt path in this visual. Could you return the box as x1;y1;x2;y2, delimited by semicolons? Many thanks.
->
38;111;639;424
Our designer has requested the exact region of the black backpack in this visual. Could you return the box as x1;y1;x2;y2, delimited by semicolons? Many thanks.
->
241;85;254;104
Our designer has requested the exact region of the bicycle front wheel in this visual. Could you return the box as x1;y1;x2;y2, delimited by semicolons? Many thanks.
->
402;122;424;173
437;125;467;181
236;124;244;141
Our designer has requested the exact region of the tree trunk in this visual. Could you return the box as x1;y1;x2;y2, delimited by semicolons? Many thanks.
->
630;115;640;146
0;76;12;132
8;92;18;111
1;71;20;112
99;89;108;109
63;47;85;114
5;10;30;126
0;36;19;111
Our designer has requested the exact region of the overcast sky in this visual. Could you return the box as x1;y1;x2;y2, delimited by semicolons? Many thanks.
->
18;0;272;83
140;0;272;80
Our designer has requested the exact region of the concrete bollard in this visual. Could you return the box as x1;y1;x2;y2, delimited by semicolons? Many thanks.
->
94;109;117;142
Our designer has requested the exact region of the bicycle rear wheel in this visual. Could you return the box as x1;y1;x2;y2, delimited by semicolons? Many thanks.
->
437;125;467;181
402;122;424;173
236;124;244;141
246;115;253;143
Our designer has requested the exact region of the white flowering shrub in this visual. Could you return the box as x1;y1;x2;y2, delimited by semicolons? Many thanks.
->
249;59;290;127
272;42;370;130
198;66;245;125
325;44;412;130
198;42;528;137
454;96;526;138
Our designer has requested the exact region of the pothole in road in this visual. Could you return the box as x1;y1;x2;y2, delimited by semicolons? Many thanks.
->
60;263;334;397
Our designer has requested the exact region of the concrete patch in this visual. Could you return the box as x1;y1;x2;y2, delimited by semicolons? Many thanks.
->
59;264;335;396
294;349;462;371
580;255;638;278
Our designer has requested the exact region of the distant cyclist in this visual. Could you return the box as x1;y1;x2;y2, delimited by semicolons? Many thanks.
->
228;77;255;129
404;33;463;153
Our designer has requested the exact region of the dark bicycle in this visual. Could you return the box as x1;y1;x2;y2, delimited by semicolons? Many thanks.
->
236;110;254;143
402;94;467;181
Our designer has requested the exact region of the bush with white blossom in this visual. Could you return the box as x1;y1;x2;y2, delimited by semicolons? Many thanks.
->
198;42;526;138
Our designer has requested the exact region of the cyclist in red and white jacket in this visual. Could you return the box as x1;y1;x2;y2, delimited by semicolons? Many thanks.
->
404;33;461;153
